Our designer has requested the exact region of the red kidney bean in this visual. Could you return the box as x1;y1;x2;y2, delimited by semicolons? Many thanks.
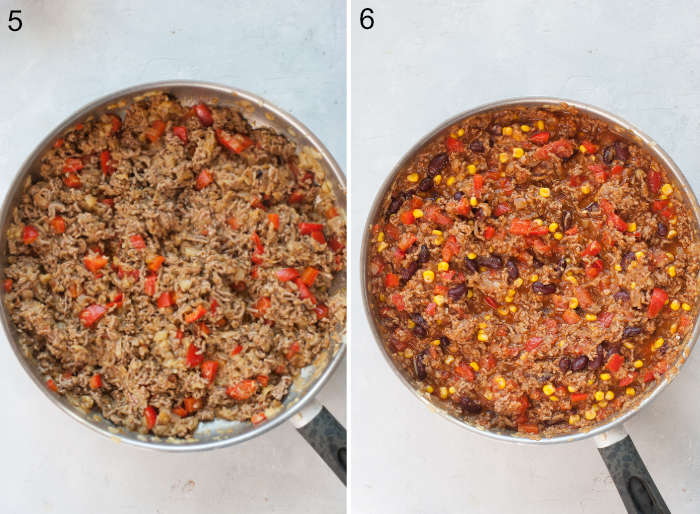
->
469;140;485;153
439;336;450;350
559;356;571;372
622;325;642;338
477;254;503;270
602;145;615;164
418;244;430;264
413;324;426;338
489;124;502;135
506;259;519;282
464;257;478;273
532;281;556;294
448;283;467;301
561;210;573;232
621;251;635;271
459;396;483;414
571;355;589;371
657;221;668;238
400;261;418;282
427;153;448;177
387;196;402;216
614;289;630;302
454;191;465;200
614;141;630;161
413;352;427;380
418;177;434;192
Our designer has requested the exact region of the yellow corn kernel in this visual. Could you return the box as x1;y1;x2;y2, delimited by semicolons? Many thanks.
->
667;265;677;278
627;222;637;232
600;373;611;381
630;282;636;289
548;222;558;233
564;273;578;285
469;361;480;372
477;331;489;342
513;277;524;288
623;342;634;350
425;385;434;393
567;385;578;393
530;274;538;282
667;229;677;239
549;395;559;402
605;391;615;401
439;387;448;399
469;196;478;207
432;230;443;236
495;376;506;389
379;293;386;302
434;236;444;245
594;391;604;402
569;297;579;309
507;288;516;298
614;264;622;272
457;128;465;137
581;183;591;194
467;164;477;175
584;409;597;420
585;313;597;321
598;400;608;408
542;384;555;396
635;251;645;261
377;231;385;242
539;187;551;198
404;349;414;358
407;173;419;183
513;147;524;159
661;183;674;196
412;209;424;219
407;320;415;329
434;174;442;185
377;241;388;253
682;302;691;311
422;270;435;283
509;305;517;313
446;176;456;186
498;307;509;316
652;337;664;349
670;217;678;225
626;387;636;396
502;126;513;136
579;144;588;154
467;289;474;299
536;120;545;130
569;414;581;425
448;386;456;395
484;391;494;400
520;124;531;132
670;299;680;311
670;322;678;334
433;295;445;306
437;261;449;272
633;359;643;368
553;232;563;240
499;152;509;163
465;252;477;261
430;339;441;346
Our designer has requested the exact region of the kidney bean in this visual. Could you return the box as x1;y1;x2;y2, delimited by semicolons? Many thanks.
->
477;254;503;270
418;177;434;192
413;324;427;338
532;281;556;295
439;336;450;350
464;257;478;274
454;191;465;201
602;145;615;164
561;210;573;232
614;289;630;302
427;153;448;178
418;244;430;264
622;325;642;338
614;141;630;162
448;283;467;301
555;256;568;275
413;352;427;380
387;196;402;217
657;221;668;238
459;396;483;414
469;140;485;153
621;251;635;271
559;356;571;372
489;124;502;135
571;355;589;371
401;261;419;282
506;259;519;282
605;344;621;360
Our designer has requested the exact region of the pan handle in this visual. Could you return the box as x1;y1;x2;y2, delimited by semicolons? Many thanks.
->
290;399;346;485
595;425;670;513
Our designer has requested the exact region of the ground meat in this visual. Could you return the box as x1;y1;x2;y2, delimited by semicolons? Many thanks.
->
4;93;346;437
367;103;699;437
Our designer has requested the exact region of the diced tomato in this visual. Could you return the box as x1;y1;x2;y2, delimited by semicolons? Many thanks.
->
144;255;164;273
608;212;628;232
144;274;157;296
580;140;598;154
299;222;324;234
518;423;539;434
529;131;550;145
288;191;304;204
534;139;574;160
276;268;300;282
3;278;12;292
483;296;498;310
254;296;271;318
251;232;264;263
328;236;345;252
172;125;188;143
584;259;603;279
454;363;475;381
446;136;463;153
109;115;122;134
195;169;214;190
562;309;580;324
398;233;417;252
581;240;601;257
424;204;453;226
80;304;106;327
294;278;318;304
231;344;244;356
268;213;280;230
99;150;114;176
570;393;588;403
399;210;415;225
644;370;655;383
441;236;459;262
455;196;471;216
610;165;623;176
63;157;84;173
314;304;329;320
130;234;146;249
89;373;102;389
493;203;511;217
182;397;202;414
84;254;108;272
385;273;399;288
311;230;326;244
49;216;66;234
589;164;608;184
185;343;204;368
473;174;484;198
22;225;39;245
391;293;405;311
53;138;64;148
300;267;320;287
618;373;636;387
185;305;207;324
647;169;662;194
525;337;543;351
509;218;531;235
251;412;267;425
157;291;174;308
606;353;624;373
483;226;496;240
227;379;257;401
194;103;214;126
47;378;58;392
216;129;254;154
647;288;668;318
145;120;166;142
144;406;157;430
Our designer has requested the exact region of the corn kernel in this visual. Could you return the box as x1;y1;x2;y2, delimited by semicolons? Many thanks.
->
377;241;388;252
520;124;531;132
484;391;494;400
670;299;680;311
605;391;615;401
668;229;677;239
431;339;441;346
434;174;442;185
469;196;478;207
633;360;643;368
598;400;608;408
513;277;524;288
543;384;555;396
499;152;509;163
377;231;385;242
661;183;674;196
457;128;465;137
670;322;678;334
425;385;434;393
627;222;637;232
536;121;545;130
653;337;664;349
407;320;415;329
569;414;581;425
600;373;611;381
379;293;385;302
564;273;578;285
594;391;604;402
626;387;636;396
467;164;477;175
513;147;524;159
429;231;442;238
630;282;636;289
407;173;419;183
439;387;448;399
436;261;449;273
423;270;435;283
553;232;563;240
614;264;622;272
539;187;551;198
477;331;489;342
446;176;456;186
569;297;579;309
410;209;423;220
567;385;578;393
549;395;559;402
470;361;480;372
502;127;513;136
584;409;597;420
634;251;645;261
623;342;634;349
448;385;456;395
434;236;444;245
579;144;588;154
670;217;677;225
467;289;474;299
465;252;477;261
530;274;538;282
533;218;543;226
585;313;597;321
509;305;517;313
581;183;591;194
444;355;455;365
404;349;414;358
548;222;558;233
433;294;445;306
495;376;506;389
682;302;691;311
498;307;508;316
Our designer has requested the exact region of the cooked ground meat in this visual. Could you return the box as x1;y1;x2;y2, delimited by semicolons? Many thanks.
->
4;93;346;437
367;103;699;437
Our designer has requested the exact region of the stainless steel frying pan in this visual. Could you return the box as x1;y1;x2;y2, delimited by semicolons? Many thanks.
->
1;81;347;483
362;97;700;511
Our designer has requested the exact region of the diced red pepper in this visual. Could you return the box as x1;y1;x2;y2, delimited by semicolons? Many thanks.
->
100;150;114;176
398;233;417;252
63;172;82;188
145;120;166;142
63;157;84;173
314;304;329;320
608;212;628;232
328;236;345;253
226;379;257;401
325;206;339;219
580;140;598;154
581;240;602;257
525;337;543;351
446;136;463;153
80;304;107;327
529;131;550;145
251;412;267;425
194;103;214;126
195;169;214;190
276;267;300;282
144;274;157;296
424;204;453;226
473;174;484;198
256;374;269;387
562;309;580;324
109;115;121;134
89;373;102;389
185;305;207;324
172;125;188;143
254;296;271;318
47;378;58;392
231;344;244;356
647;288;668;318
130;234;146;249
610;165;623;176
509;218;531;235
441;236;459;261
391;293;405;311
185;343;204;367
268;213;280;230
385;273;400;288
251;232;264;263
300;266;320;286
286;341;301;360
294;278;317;304
618;373;636;387
570;393;588;403
50;216;66;234
157;291;174;308
483;226;496;240
585;259;604;279
493;203;511;217
3;278;12;292
288;191;304;204
144;406;157;430
399;210;415;225
311;230;326;244
483;296;498;310
299;222;324;234
647;169;662;195
518;423;539;434
22;225;39;245
146;255;165;272
606;353;624;372
454;363;475;381
216;129;254;154
84;254;108;272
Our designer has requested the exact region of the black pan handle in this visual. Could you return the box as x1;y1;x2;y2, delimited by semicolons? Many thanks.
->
291;399;346;485
595;426;670;513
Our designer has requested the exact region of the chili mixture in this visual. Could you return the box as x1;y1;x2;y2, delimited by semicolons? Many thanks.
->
367;103;699;436
5;93;346;437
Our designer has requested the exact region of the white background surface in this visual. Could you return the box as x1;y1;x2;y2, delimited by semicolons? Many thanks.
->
351;1;700;512
0;1;346;513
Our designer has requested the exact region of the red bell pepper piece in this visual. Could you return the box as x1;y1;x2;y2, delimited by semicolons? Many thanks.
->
325;206;339;219
145;120;166;142
580;140;598;153
647;169;662;194
314;303;329;320
50;216;66;234
89;373;102;389
606;353;624;372
509;218;531;235
47;378;58;392
525;337;543;351
185;343;204;367
529;132;550;145
300;266;320;286
647;288;668;318
195;169;213;190
385;273;399;288
144;406;157;430
226;379;257;400
585;259;603;279
299;222;324;234
286;341;300;360
100;150;114;176
84;254;108;272
483;296;498;310
216;129;254;154
144;274;157;296
454;363;475;381
63;172;82;188
130;234;146;249
157;291;174;308
251;412;267;425
80;304;107;327
276;268;300;282
109;114;122;134
570;393;588;403
63;157;84;173
581;240;601;257
399;210;415;225
484;226;496;240
398;233;417;252
391;293;405;311
172;125;187;143
22;225;39;244
231;344;244;356
185;305;207;323
268;213;280;229
446;136;463;153
311;230;326;244
194;103;214;126
294;278;317;304
3;279;12;292
254;296;271;318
